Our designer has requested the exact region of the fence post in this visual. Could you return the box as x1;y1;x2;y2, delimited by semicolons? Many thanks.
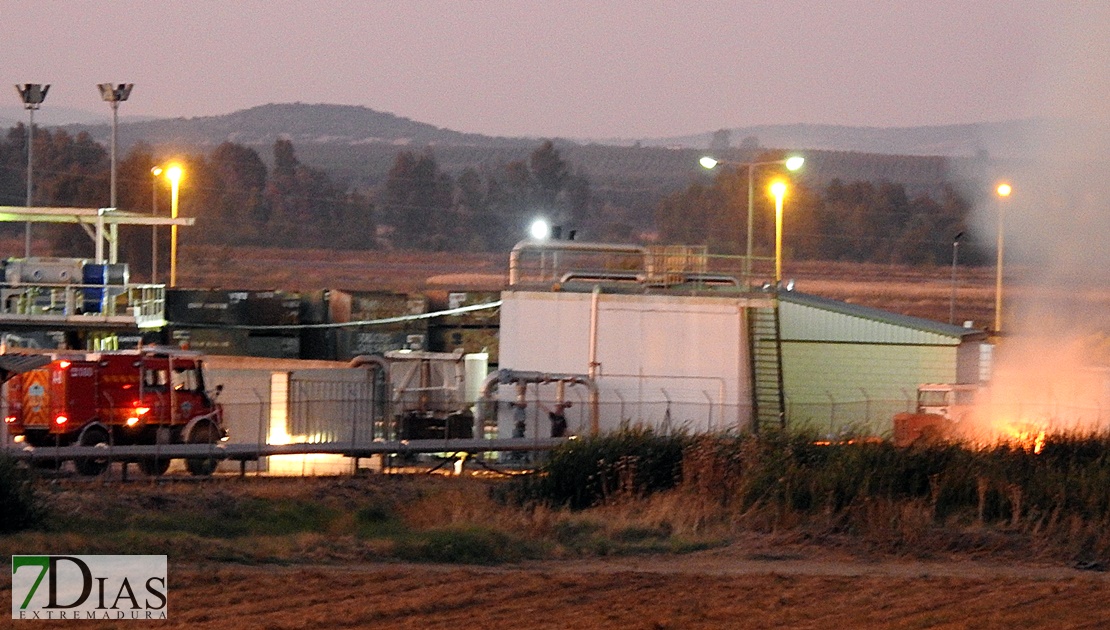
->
826;391;836;438
860;388;870;430
702;390;714;432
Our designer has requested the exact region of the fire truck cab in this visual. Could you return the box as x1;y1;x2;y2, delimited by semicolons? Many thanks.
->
892;383;979;447
3;347;226;476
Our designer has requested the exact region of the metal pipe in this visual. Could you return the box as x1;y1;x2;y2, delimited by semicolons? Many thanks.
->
509;240;650;285
25;106;34;257
478;369;600;436
588;285;601;435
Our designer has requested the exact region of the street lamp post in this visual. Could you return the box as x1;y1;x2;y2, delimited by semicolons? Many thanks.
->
97;84;133;209
15;83;49;258
699;155;804;280
165;165;183;287
769;180;788;286
98;83;133;265
949;231;963;325
151;166;162;283
994;183;1012;333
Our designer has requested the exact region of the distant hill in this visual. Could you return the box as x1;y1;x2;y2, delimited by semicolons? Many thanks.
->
51;102;1052;160
0;104;111;128
43;102;1001;205
62;103;533;150
597;120;1047;160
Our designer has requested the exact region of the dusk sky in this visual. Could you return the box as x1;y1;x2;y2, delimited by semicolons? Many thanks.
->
0;2;1097;138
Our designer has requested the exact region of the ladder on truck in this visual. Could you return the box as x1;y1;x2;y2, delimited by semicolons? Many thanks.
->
748;303;786;433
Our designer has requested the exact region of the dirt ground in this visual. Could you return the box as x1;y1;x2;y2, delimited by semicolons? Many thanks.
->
51;557;1110;628
7;547;1110;629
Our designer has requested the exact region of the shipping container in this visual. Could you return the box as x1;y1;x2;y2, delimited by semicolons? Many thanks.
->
429;290;501;327
347;290;427;322
246;334;301;359
168;327;250;355
300;289;352;324
166;289;301;326
335;328;424;360
165;290;237;325
232;290;301;326
300;328;338;361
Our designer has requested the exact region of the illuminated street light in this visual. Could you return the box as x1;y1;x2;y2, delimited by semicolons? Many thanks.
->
769;180;788;286
165;164;183;287
699;154;804;280
529;218;551;240
151;166;162;283
15;83;49;257
994;182;1012;333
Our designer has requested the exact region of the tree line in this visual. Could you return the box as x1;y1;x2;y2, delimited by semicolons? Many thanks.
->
656;153;987;265
0;124;986;280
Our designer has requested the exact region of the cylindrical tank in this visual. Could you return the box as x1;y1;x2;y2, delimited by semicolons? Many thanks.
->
464;352;489;405
80;262;129;313
5;257;86;284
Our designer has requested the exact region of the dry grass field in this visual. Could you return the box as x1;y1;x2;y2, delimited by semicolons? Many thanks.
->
177;244;1005;324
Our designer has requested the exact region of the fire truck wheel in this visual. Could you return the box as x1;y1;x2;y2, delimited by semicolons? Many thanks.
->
74;427;111;476
138;456;172;476
186;423;220;476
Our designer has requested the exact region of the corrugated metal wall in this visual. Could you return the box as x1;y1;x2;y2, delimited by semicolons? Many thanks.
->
778;295;983;437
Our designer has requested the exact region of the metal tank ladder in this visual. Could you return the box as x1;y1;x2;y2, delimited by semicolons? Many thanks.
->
748;302;786;433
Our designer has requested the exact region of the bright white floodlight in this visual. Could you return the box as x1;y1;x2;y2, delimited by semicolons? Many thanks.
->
529;218;551;240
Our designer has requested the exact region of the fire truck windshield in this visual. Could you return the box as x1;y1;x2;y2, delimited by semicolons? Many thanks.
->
172;367;199;392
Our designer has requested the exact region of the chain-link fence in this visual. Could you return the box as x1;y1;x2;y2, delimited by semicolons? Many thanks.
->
6;377;1107;476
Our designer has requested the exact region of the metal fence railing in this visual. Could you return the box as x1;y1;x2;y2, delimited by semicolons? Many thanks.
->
5;383;1108;477
0;282;166;326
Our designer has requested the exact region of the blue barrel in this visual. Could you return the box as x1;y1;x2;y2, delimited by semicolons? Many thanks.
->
82;263;107;313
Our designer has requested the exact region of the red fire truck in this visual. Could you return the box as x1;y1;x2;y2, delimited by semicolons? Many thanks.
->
3;347;226;476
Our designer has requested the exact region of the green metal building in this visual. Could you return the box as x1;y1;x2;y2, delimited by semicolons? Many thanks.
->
778;291;989;437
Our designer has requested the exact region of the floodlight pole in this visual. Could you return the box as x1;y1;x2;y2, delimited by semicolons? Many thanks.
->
746;163;755;279
994;184;1012;334
99;83;133;264
949;232;963;324
15;83;49;258
151;166;162;283
700;155;803;282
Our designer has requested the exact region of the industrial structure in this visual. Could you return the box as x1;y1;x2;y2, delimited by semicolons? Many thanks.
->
489;240;987;439
1;229;998;474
